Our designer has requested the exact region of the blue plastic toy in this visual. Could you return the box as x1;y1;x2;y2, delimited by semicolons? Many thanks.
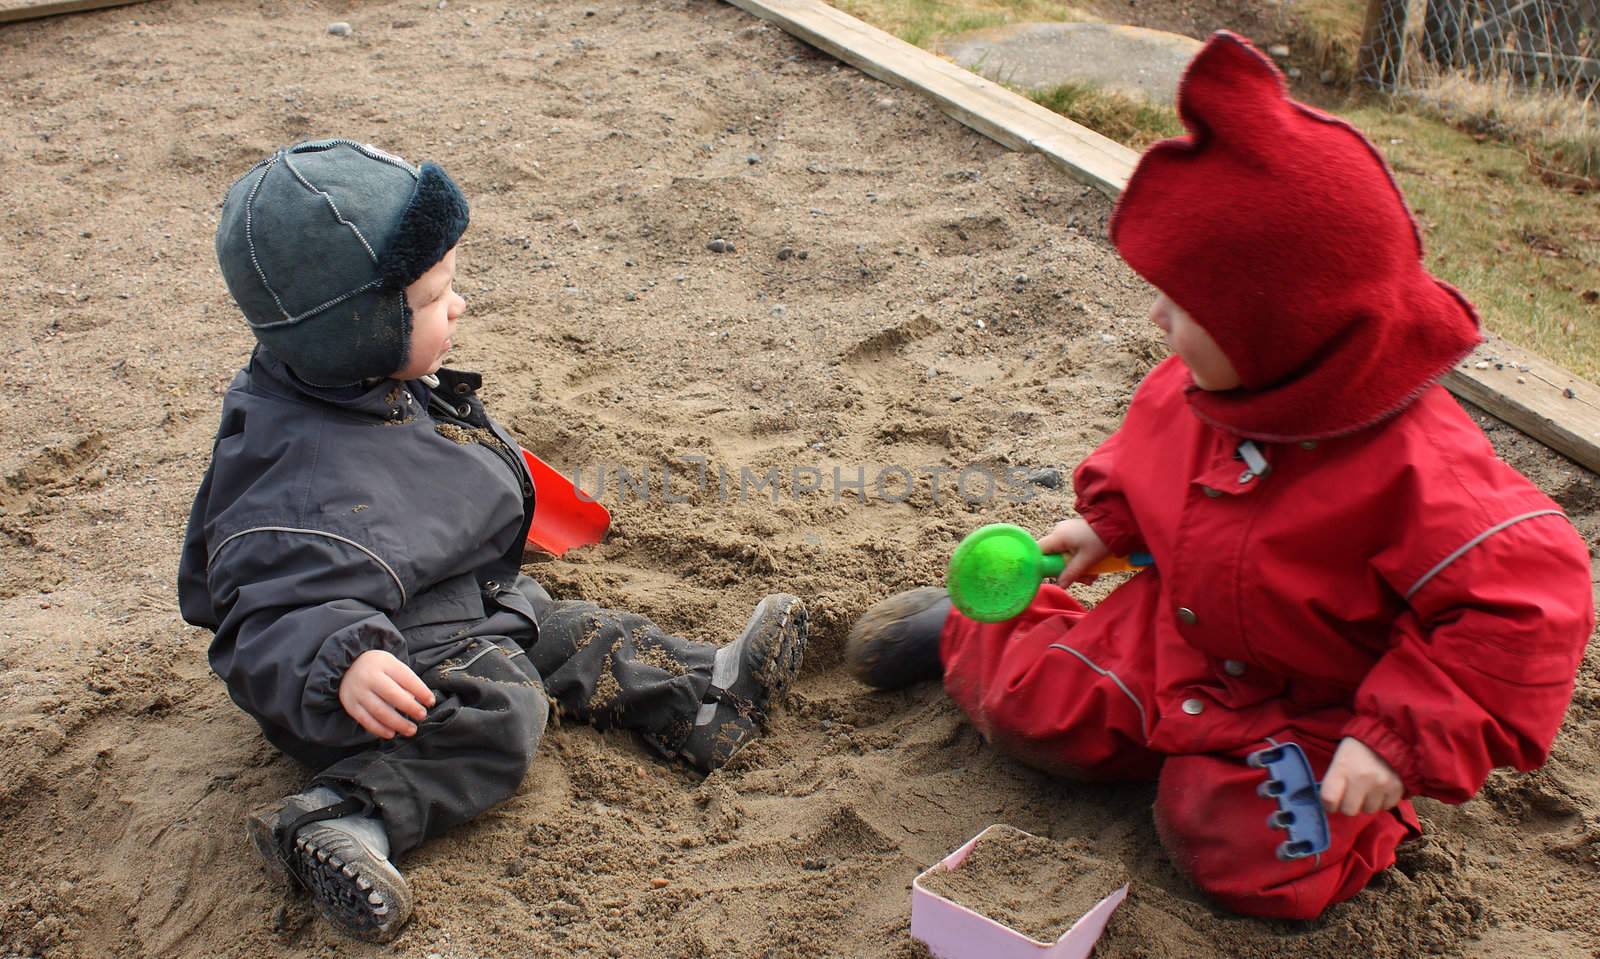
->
1246;742;1331;861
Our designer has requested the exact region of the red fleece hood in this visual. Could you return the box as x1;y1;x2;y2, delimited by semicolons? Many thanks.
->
1109;32;1481;441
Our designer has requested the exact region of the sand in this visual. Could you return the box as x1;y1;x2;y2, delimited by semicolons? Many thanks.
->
1;1;1597;957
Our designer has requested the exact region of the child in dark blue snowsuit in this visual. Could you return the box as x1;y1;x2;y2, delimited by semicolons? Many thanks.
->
179;139;807;942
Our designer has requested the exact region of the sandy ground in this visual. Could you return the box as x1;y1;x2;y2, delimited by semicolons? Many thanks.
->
2;1;1598;957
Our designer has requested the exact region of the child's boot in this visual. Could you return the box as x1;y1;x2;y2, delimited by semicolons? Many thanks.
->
845;587;950;689
246;785;412;943
677;593;807;771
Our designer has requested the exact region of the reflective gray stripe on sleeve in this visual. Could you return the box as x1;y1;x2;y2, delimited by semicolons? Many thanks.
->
1048;642;1150;738
439;643;525;675
1404;509;1565;601
208;526;408;606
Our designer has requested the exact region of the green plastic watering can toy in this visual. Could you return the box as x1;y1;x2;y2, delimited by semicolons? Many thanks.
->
946;523;1154;623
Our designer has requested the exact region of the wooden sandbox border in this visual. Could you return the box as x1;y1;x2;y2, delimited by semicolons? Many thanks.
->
724;0;1600;474
0;0;151;24
4;0;1596;472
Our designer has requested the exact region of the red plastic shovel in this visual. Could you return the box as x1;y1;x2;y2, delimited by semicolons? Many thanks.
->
521;448;611;556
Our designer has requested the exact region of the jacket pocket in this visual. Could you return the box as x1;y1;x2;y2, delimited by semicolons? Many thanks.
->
488;576;546;630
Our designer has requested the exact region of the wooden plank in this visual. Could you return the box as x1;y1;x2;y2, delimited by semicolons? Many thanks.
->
725;0;1600;473
1445;335;1600;473
0;0;151;25
722;0;1137;196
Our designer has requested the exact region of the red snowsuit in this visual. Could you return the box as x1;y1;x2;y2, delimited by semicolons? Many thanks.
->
939;32;1594;919
940;357;1594;919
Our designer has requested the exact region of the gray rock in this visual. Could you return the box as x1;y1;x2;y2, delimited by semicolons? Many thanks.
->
941;23;1202;105
706;238;734;254
1268;43;1291;58
1024;467;1063;489
746;153;761;165
1320;69;1338;85
327;21;352;36
776;246;794;261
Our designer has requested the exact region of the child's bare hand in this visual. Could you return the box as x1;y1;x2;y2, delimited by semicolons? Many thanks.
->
1037;518;1111;586
1320;736;1403;816
339;650;437;740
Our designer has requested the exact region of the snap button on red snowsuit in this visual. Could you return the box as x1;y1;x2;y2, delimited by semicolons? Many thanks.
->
939;360;1593;919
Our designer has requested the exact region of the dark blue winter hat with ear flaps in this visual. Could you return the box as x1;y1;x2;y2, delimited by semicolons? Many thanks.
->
214;138;470;386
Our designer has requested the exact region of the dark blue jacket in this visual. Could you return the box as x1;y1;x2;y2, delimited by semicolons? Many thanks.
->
179;348;538;747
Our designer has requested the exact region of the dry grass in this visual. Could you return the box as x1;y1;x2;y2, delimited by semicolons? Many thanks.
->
1290;0;1600;185
1404;70;1600;185
1286;0;1366;81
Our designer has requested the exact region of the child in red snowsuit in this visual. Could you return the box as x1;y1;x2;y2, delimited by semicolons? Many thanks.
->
845;32;1594;920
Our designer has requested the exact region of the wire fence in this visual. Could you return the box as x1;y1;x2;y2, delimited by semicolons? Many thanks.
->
1358;0;1599;99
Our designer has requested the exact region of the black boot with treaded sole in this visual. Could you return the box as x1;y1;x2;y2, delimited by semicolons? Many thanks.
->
672;593;808;771
246;792;413;943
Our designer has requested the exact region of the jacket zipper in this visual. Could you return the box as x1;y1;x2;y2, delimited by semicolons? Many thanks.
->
427;391;534;499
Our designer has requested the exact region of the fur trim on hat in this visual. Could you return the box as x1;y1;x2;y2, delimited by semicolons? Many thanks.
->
379;162;470;290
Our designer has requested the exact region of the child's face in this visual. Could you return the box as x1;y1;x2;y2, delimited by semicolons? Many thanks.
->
395;247;466;380
1149;293;1240;391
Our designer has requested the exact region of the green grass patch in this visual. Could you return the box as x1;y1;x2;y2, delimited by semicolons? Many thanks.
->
1028;81;1183;149
1352;105;1600;379
830;0;1093;49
